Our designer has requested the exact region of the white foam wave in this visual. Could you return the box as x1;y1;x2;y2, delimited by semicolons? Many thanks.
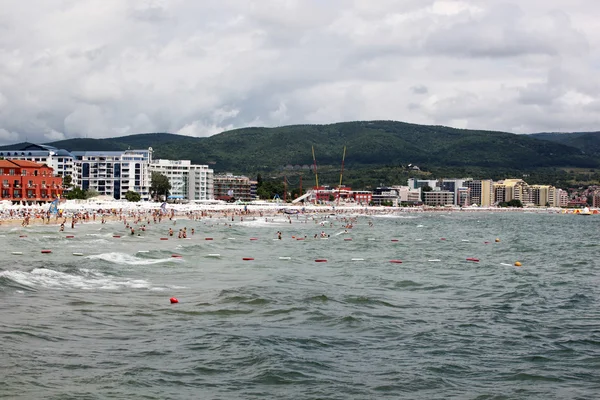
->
87;252;181;265
372;215;418;219
0;268;152;291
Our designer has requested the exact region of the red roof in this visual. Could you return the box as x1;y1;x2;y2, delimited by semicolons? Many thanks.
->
6;160;46;168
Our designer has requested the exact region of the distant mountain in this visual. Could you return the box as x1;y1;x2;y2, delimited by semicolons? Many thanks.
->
529;131;600;156
1;121;598;187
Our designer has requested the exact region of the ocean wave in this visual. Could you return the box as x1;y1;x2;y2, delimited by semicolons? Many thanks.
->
0;267;152;291
87;252;182;265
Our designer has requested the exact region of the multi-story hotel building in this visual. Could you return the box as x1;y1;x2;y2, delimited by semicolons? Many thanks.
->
493;179;528;204
463;179;493;207
71;149;153;200
0;160;63;203
149;159;214;201
423;190;454;206
213;174;253;201
0;144;76;182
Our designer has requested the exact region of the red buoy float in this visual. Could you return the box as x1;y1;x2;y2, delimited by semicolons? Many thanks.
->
391;239;399;242
242;257;254;261
19;235;27;238
41;250;52;254
344;238;352;241
390;259;403;263
466;257;480;262
113;235;121;238
250;237;258;241
296;238;304;241
440;238;446;241
66;235;74;239
170;297;178;304
171;254;182;258
315;259;327;262
205;238;213;240
160;237;168;240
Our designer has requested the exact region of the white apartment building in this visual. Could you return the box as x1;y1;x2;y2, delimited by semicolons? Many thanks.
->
71;148;153;201
149;159;214;201
0;144;76;181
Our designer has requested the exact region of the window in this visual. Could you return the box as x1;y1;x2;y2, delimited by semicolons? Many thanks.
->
34;170;38;176
0;168;3;175
9;169;14;176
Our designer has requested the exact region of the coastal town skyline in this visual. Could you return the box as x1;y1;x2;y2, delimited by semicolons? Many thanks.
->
1;0;600;145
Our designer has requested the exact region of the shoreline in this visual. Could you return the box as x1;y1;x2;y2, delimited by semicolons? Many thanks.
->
0;199;588;229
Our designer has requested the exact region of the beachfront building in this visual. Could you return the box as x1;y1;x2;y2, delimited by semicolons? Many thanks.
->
0;159;63;203
528;185;558;207
558;189;569;207
463;179;494;207
71;148;153;201
408;178;439;190
214;174;253;202
149;159;214;201
0;144;76;181
423;190;454;206
493;179;528;204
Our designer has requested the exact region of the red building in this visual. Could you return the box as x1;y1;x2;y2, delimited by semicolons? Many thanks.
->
0;160;63;203
313;186;372;204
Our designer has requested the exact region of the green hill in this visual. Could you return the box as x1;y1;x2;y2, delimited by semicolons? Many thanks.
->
45;121;597;171
529;132;600;156
3;121;599;188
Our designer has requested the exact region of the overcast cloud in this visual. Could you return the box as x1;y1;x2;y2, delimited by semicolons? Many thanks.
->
0;0;599;144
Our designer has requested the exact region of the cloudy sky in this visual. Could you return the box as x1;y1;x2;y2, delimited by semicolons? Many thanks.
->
0;0;599;144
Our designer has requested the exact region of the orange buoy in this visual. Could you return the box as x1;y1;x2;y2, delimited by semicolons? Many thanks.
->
514;261;522;267
250;237;258;241
205;238;213;240
170;297;179;304
390;259;403;263
19;235;27;238
41;250;52;254
113;235;121;238
160;237;168;240
242;257;254;261
315;259;327;262
466;257;479;262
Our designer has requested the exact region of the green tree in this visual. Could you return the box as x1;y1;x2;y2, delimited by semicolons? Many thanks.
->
125;190;141;202
64;187;86;200
257;180;284;199
150;172;171;200
84;189;99;199
62;175;73;189
507;199;523;207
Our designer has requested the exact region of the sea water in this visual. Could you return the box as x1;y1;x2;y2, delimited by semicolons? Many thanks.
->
1;212;599;399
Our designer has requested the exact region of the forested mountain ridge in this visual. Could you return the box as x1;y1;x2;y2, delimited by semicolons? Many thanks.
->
2;121;599;188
